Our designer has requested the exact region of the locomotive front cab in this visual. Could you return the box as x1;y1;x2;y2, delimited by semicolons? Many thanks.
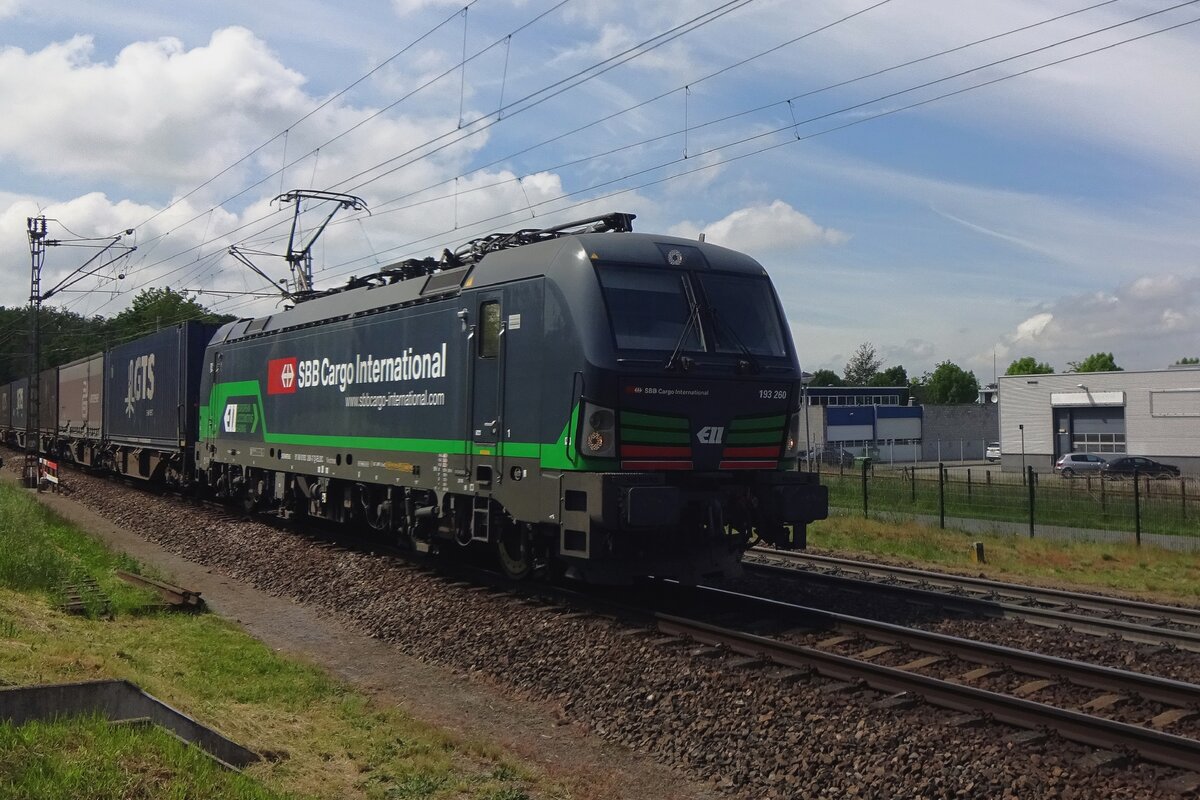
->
548;234;828;583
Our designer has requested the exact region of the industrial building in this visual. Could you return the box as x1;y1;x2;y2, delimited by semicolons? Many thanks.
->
997;367;1200;474
801;386;997;465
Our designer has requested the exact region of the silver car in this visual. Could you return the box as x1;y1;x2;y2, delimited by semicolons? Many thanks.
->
1054;452;1107;477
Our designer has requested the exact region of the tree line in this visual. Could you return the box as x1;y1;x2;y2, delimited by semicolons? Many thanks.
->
0;288;234;385
807;342;981;403
809;343;1147;404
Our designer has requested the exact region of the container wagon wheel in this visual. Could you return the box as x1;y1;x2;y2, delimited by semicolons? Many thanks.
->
496;523;532;581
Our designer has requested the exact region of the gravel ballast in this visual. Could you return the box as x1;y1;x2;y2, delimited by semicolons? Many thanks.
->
21;463;1199;799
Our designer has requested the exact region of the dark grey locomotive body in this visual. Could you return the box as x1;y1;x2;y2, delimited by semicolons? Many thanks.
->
198;216;826;583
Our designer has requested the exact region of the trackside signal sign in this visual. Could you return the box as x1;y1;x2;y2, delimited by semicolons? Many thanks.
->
268;357;298;395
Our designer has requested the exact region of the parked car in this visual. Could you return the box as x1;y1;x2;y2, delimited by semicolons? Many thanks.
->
1053;452;1107;477
985;442;1000;462
1101;456;1181;479
805;447;856;467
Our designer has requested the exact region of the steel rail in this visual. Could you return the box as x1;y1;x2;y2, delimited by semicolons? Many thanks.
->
656;612;1200;771
743;554;1200;653
751;549;1200;627
691;583;1200;709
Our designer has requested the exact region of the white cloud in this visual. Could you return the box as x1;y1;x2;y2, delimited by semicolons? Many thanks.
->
882;339;937;370
0;29;309;187
991;274;1200;371
0;191;247;311
805;0;1200;173
390;0;464;15
669;200;847;254
0;0;20;19
1013;312;1054;343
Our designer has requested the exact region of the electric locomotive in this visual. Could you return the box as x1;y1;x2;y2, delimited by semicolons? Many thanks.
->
193;213;826;583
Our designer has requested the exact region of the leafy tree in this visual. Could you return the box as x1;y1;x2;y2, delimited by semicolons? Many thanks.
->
807;369;844;387
1176;357;1200;365
843;341;882;385
868;364;908;387
0;306;109;384
1068;352;1122;373
0;288;234;384
922;360;979;404
1004;356;1053;376
106;288;233;347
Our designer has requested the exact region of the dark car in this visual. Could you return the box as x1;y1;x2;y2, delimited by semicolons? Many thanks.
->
1101;456;1181;479
1054;452;1107;477
805;447;856;467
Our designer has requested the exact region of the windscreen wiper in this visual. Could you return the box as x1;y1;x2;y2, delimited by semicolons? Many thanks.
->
708;308;761;374
664;276;703;371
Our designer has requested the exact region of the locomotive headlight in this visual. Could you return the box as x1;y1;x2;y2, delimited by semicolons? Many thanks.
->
783;410;803;459
580;402;616;458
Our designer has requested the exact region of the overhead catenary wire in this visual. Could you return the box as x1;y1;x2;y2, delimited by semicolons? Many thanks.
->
116;0;577;293
53;1;1198;324
283;2;1200;289
104;0;760;301
200;9;1200;319
350;0;1114;223
330;0;760;195
154;0;1122;279
127;0;488;237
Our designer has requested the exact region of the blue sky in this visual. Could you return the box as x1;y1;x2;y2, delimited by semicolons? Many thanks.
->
2;0;1198;379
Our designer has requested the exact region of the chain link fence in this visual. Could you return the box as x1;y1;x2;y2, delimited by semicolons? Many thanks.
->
819;461;1200;551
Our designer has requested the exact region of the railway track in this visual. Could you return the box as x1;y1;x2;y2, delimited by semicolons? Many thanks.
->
744;549;1200;652
14;454;1200;794
643;583;1200;773
61;471;1200;772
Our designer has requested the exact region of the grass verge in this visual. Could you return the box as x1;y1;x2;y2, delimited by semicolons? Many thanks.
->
0;714;282;800
823;472;1200;539
0;481;562;800
808;512;1200;604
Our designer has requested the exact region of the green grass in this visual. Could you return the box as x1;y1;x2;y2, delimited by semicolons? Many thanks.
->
0;483;156;615
0;714;286;800
807;514;1200;604
0;481;565;800
824;471;1200;538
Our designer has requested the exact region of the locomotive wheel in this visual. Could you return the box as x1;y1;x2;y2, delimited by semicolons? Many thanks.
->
496;524;532;581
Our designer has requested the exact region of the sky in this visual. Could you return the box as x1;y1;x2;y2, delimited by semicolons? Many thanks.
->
1;0;1198;380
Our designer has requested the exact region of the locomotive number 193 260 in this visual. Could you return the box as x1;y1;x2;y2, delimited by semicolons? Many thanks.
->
759;388;788;400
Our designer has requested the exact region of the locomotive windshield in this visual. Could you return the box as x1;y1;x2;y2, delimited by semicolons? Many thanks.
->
596;266;703;351
597;265;787;358
696;273;787;357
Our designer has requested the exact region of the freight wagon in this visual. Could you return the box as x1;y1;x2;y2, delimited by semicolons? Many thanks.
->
57;353;105;466
103;322;218;482
9;377;28;449
0;383;9;446
36;366;58;455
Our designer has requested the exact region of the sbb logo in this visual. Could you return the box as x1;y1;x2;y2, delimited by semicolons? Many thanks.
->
268;357;298;395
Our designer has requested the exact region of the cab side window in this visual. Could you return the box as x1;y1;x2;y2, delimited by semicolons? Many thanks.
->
479;301;501;358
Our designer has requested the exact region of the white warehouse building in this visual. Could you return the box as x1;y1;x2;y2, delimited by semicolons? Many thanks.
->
997;367;1200;474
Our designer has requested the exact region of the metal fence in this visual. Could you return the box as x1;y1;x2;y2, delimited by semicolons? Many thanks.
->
810;439;995;466
820;461;1200;551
